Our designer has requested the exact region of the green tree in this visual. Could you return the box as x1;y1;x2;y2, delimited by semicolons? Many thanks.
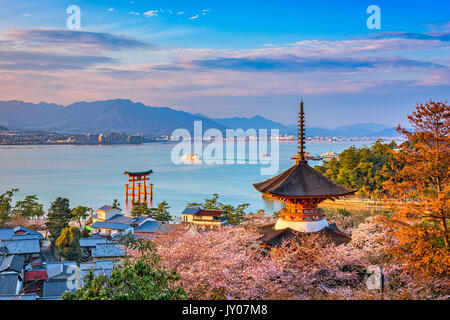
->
315;139;397;198
63;235;186;300
130;202;152;217
149;201;174;223
71;205;91;227
112;199;120;208
0;189;18;226
46;197;72;245
55;226;82;261
14;195;44;219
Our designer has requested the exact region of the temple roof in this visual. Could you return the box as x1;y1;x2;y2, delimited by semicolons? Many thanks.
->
124;170;153;177
253;161;355;198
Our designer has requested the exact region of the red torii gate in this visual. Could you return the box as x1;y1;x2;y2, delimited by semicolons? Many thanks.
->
124;170;153;203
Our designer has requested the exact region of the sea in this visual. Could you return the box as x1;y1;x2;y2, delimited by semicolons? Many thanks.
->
0;140;379;216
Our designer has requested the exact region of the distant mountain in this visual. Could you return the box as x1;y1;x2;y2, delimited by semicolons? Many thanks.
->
214;116;290;133
0;99;400;137
0;99;227;136
0;125;8;131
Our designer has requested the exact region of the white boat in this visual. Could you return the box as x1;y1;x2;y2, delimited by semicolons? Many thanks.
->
181;152;201;161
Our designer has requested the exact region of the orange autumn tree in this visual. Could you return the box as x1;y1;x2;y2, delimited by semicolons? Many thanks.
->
383;100;449;277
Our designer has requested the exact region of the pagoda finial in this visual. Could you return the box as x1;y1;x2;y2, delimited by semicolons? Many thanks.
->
297;99;306;163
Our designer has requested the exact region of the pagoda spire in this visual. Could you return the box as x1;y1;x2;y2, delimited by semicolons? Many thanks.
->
297;99;306;163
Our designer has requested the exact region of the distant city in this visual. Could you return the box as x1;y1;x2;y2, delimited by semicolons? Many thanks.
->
0;127;401;146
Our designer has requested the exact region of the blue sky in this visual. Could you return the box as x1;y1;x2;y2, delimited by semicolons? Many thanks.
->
0;0;449;127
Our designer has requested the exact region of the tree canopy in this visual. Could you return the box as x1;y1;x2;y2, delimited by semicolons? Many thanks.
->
55;226;82;261
45;197;72;245
315;139;397;198
63;236;186;300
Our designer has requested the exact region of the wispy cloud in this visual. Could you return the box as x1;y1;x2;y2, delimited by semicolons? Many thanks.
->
22;13;31;17
176;12;184;15
189;15;199;20
108;8;114;12
3;29;153;52
143;10;158;17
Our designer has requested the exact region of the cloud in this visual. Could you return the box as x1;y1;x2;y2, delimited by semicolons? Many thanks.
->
2;29;153;52
143;10;158;17
369;31;450;42
176;12;184;15
108;8;114;12
189;15;199;20
168;55;443;73
0;50;114;71
129;11;140;15
22;13;31;17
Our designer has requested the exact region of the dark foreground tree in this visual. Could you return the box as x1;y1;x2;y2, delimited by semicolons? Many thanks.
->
63;236;186;300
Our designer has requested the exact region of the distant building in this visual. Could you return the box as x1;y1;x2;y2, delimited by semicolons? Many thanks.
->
90;204;159;237
79;260;119;286
0;273;22;295
181;208;228;231
127;135;142;144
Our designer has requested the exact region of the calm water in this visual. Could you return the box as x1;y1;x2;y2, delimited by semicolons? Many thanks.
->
0;140;376;216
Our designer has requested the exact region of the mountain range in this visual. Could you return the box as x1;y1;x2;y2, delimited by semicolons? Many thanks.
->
0;99;401;137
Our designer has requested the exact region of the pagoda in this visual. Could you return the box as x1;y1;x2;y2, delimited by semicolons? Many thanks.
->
253;100;356;242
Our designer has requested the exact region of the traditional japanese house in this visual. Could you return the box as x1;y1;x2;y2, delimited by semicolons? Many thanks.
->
253;100;356;245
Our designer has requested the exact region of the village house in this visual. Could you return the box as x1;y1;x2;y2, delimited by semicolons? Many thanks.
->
42;261;79;299
91;243;125;262
181;208;228;231
89;205;159;237
0;226;43;261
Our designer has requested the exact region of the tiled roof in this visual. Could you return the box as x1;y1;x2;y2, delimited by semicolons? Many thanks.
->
0;273;20;295
0;255;25;273
79;237;108;247
97;205;113;211
91;243;125;258
24;270;48;282
134;220;161;234
90;221;131;231
43;280;76;298
1;239;40;254
0;226;43;241
46;262;77;280
182;207;201;215
182;208;225;216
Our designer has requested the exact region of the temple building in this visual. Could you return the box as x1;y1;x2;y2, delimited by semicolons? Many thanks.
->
253;100;356;245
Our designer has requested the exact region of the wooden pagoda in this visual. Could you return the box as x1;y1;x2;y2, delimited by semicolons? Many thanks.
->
253;100;356;241
124;170;154;203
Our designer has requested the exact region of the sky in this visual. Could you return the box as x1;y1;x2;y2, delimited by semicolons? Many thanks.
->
0;0;449;127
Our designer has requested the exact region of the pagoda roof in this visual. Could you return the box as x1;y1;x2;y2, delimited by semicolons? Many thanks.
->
253;161;355;198
124;170;153;177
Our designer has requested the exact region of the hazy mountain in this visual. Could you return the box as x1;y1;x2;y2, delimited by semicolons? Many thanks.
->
0;99;400;137
214;115;290;133
0;99;227;136
0;125;8;131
